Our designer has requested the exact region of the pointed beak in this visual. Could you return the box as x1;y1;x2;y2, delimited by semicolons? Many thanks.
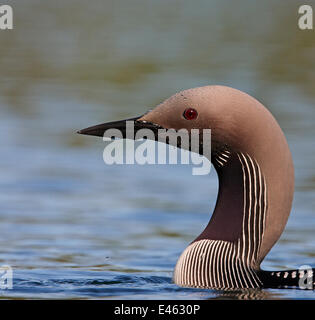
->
77;114;163;139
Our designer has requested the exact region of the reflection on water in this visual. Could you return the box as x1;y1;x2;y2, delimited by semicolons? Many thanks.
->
0;0;314;299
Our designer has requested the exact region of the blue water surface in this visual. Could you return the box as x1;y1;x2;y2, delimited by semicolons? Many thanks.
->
0;0;314;299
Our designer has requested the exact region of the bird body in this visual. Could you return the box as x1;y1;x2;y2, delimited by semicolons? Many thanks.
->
79;85;314;290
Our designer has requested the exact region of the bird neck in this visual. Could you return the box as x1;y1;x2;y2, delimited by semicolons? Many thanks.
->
174;151;268;289
195;150;267;268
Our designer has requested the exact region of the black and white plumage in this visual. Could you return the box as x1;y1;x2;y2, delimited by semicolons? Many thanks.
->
79;85;314;290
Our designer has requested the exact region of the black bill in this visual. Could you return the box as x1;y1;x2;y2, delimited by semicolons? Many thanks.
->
77;115;163;139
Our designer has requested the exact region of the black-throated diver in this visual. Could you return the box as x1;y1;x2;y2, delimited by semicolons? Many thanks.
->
78;85;314;290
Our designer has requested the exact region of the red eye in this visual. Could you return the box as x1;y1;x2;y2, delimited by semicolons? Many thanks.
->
183;108;198;120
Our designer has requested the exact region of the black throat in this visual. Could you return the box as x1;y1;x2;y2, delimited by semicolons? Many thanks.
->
195;151;246;242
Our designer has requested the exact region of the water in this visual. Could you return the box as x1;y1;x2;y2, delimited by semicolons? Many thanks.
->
0;0;314;299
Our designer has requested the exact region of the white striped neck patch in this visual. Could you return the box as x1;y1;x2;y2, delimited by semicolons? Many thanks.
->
174;152;267;289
